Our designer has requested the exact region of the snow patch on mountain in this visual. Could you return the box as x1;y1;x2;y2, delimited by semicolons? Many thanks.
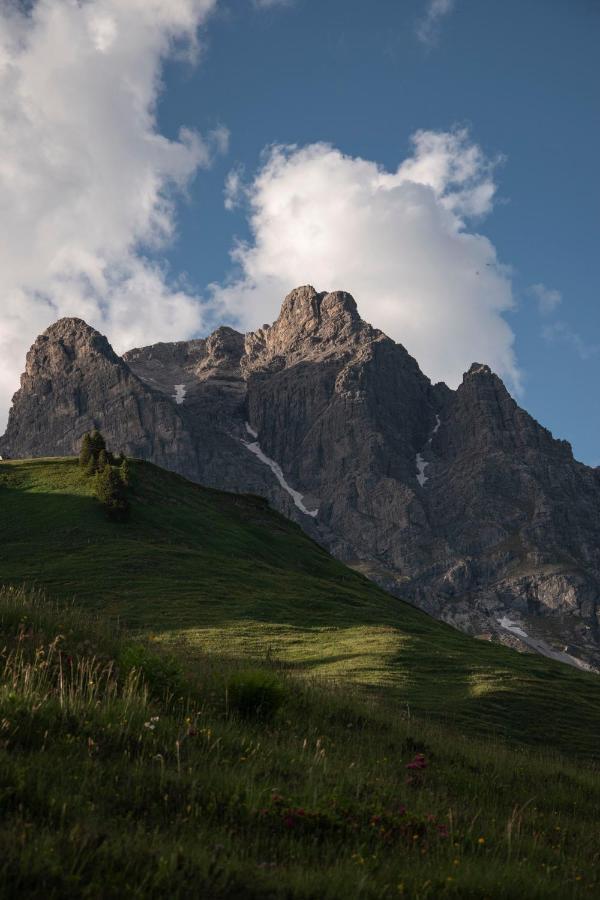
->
498;615;528;639
497;616;594;672
416;415;442;486
241;424;318;518
416;453;429;487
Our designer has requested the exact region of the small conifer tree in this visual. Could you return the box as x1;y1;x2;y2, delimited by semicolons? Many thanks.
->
89;430;106;458
80;429;113;474
95;463;130;521
79;433;92;469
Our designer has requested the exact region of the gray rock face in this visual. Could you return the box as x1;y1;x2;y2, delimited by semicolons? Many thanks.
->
2;286;600;670
0;318;197;471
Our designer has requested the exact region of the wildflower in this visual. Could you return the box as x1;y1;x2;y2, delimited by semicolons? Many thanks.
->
437;824;449;838
477;837;485;845
405;753;427;770
283;815;296;829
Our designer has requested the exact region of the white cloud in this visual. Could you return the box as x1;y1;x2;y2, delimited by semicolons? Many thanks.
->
542;322;599;360
212;128;521;392
531;285;595;361
224;165;245;210
416;0;456;46
0;0;222;432
529;283;562;316
253;0;292;8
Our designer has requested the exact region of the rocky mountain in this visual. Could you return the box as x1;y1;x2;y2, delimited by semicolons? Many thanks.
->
2;285;599;670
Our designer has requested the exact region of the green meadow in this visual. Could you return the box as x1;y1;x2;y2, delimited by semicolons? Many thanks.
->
0;458;599;897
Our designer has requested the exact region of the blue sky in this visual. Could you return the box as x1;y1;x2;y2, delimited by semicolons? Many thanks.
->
0;0;598;465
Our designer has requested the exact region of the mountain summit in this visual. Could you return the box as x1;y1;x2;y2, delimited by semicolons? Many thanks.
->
2;286;599;669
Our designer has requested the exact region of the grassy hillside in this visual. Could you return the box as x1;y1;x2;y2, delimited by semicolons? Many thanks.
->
1;586;599;899
0;457;599;759
1;458;600;898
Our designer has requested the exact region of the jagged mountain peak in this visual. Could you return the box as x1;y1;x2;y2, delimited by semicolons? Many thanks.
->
450;359;574;459
205;325;245;360
34;315;113;351
459;362;513;396
278;284;360;321
275;284;361;334
457;360;511;401
44;315;96;334
24;316;121;378
244;285;371;371
465;362;493;378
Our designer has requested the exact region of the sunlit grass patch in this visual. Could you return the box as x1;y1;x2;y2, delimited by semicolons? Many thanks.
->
467;670;516;698
162;623;408;687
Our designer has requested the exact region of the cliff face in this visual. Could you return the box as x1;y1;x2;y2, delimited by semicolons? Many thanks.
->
2;286;599;670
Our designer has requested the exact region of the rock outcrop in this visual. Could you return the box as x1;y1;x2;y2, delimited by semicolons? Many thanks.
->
2;286;599;670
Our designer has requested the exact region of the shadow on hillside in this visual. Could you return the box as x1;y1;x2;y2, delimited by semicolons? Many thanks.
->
0;473;111;572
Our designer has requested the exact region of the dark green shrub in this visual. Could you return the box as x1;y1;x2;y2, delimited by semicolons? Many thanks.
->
78;433;92;469
119;643;186;700
227;669;286;720
89;430;106;457
80;430;113;473
95;463;130;521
